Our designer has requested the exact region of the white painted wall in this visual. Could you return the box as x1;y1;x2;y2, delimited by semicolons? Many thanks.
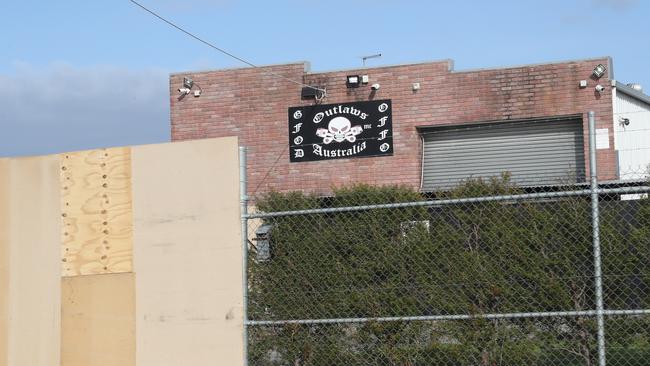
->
613;88;650;180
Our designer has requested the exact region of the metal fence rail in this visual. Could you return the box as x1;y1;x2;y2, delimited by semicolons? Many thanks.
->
245;186;650;220
240;112;650;366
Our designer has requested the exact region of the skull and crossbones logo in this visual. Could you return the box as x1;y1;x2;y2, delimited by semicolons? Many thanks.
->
316;117;363;144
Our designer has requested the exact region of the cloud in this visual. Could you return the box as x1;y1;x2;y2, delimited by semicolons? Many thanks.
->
561;0;638;24
592;0;638;11
0;63;170;157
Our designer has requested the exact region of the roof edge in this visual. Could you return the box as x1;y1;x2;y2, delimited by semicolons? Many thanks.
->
614;81;650;106
451;56;612;74
169;61;310;76
169;56;613;78
305;58;454;75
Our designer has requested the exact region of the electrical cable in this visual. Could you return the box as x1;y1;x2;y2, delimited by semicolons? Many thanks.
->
129;0;325;96
250;144;290;199
129;0;328;199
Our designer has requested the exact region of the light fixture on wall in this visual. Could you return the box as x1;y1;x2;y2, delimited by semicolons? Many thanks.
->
183;77;194;89
254;224;273;262
301;86;326;100
178;76;201;98
592;64;607;78
346;75;360;88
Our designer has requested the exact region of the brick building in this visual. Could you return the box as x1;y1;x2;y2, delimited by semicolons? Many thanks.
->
169;57;650;196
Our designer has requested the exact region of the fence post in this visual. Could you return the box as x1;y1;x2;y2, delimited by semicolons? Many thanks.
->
239;146;249;366
589;111;607;366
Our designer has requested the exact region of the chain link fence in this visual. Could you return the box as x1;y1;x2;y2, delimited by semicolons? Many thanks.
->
240;115;650;365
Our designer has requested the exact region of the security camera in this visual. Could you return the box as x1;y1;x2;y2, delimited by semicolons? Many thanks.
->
619;117;630;126
371;83;380;90
178;87;191;94
595;84;605;93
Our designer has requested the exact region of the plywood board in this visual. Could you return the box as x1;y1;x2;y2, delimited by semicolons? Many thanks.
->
0;159;9;366
132;137;244;366
5;156;61;366
61;273;135;366
60;147;133;276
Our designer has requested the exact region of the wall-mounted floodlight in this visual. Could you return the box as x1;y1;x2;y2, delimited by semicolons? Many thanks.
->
183;77;194;89
346;75;360;88
178;76;201;98
592;64;607;79
301;86;326;100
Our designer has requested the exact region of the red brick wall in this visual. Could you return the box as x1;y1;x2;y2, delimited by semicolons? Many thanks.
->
170;58;616;197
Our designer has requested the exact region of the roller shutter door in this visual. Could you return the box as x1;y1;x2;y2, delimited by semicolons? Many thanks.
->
421;117;586;191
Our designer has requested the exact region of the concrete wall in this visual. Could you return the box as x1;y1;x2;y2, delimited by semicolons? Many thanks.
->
170;57;617;196
0;137;243;366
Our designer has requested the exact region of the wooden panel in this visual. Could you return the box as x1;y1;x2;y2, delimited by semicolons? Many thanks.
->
0;159;8;366
60;147;133;276
5;156;61;366
132;137;244;366
61;273;135;366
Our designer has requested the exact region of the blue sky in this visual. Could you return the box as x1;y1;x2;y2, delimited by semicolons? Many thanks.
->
0;0;648;157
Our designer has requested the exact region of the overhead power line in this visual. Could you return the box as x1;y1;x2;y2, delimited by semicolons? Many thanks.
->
129;0;324;94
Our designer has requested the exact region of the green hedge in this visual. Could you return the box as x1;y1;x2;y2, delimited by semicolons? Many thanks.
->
248;177;650;365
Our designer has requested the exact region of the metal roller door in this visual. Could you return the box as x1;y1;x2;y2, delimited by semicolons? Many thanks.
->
421;117;586;191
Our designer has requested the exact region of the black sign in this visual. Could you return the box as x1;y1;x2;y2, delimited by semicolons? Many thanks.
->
288;100;393;162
